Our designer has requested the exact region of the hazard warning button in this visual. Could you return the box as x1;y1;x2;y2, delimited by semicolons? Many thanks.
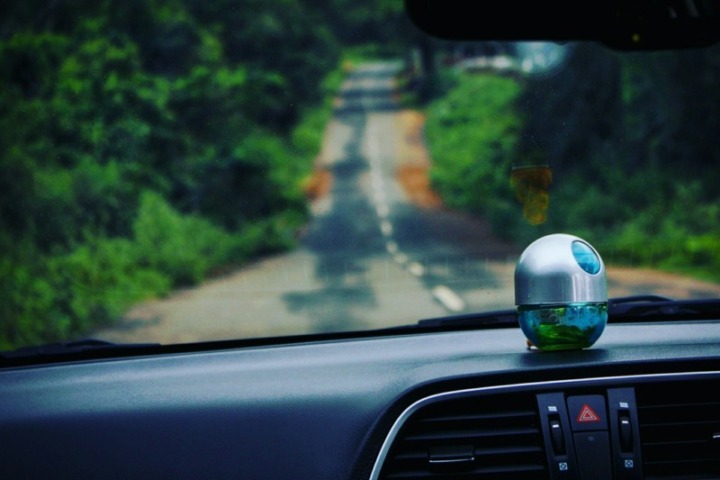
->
566;395;608;431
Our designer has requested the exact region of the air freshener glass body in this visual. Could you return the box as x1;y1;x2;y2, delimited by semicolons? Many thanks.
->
515;234;607;351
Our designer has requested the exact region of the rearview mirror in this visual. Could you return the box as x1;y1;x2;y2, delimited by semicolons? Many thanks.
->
404;0;720;50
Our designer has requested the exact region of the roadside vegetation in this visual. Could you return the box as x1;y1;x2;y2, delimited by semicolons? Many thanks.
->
4;1;718;349
0;0;408;349
421;43;720;282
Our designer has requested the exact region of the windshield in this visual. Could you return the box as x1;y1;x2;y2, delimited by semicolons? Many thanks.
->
2;1;720;350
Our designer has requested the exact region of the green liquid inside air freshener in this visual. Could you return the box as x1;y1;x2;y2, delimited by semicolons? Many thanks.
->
518;303;607;351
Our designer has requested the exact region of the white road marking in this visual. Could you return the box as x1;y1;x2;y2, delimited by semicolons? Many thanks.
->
432;285;466;312
366;118;382;163
407;262;425;277
310;196;333;216
393;253;408;265
380;220;393;236
362;81;468;314
373;190;386;205
371;174;384;191
376;203;389;218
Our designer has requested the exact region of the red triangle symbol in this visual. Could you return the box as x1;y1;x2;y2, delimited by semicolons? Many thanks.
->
577;404;601;423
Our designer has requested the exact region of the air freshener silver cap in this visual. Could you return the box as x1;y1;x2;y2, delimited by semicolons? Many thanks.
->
515;233;607;306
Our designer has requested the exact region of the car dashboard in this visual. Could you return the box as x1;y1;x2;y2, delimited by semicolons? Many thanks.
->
2;320;720;479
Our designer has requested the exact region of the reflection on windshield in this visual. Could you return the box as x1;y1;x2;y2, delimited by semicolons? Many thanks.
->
1;2;719;349
510;165;553;225
515;42;570;76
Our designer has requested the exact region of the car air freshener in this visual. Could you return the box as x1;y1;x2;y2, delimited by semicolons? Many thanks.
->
515;234;607;351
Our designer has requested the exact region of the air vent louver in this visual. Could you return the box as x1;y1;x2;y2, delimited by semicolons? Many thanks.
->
379;393;547;479
637;379;720;479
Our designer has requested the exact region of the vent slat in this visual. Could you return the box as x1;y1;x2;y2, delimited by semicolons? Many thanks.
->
646;457;720;465
418;410;536;423
379;393;548;480
642;420;720;427
393;445;542;460
385;463;546;480
642;439;711;447
404;427;540;442
637;379;720;479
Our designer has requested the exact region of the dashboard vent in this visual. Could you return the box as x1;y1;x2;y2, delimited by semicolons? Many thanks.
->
636;379;720;479
379;392;547;479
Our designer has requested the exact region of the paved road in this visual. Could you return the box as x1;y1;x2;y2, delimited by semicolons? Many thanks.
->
95;61;720;344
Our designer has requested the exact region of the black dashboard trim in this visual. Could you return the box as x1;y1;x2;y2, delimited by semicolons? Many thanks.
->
3;323;720;480
368;370;720;479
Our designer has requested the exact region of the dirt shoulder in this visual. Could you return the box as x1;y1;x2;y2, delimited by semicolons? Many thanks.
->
388;97;720;300
394;109;444;209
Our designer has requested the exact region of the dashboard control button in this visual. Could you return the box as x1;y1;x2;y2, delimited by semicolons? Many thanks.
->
567;395;608;431
619;414;633;451
550;414;565;454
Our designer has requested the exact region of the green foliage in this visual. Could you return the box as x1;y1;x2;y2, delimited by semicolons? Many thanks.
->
423;43;720;281
133;191;234;285
425;73;522;223
0;239;169;349
0;259;59;350
49;239;171;332
0;0;363;349
606;182;720;280
313;0;412;54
